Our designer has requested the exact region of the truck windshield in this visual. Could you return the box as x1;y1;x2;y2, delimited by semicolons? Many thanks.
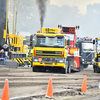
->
97;40;100;51
82;43;93;50
35;35;64;48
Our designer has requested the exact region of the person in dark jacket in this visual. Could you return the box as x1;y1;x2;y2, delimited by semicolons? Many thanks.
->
0;49;6;65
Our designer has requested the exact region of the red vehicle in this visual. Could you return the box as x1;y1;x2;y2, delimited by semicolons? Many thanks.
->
58;25;81;72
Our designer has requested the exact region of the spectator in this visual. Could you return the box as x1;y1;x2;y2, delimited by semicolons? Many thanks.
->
0;49;6;65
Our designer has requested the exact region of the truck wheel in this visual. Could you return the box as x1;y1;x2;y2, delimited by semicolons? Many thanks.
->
32;67;34;72
83;64;88;68
32;67;37;72
94;65;95;73
67;59;71;73
61;68;65;74
93;65;96;73
79;61;83;71
61;67;67;74
97;66;100;73
61;61;68;74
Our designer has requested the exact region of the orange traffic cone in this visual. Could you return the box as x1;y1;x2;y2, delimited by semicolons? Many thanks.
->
46;78;53;97
1;79;9;100
81;75;87;92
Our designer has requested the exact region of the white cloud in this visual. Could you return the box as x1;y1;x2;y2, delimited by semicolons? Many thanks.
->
50;0;100;15
93;10;100;15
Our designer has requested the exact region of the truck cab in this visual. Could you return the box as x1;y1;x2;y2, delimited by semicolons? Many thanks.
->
76;38;95;68
32;28;70;74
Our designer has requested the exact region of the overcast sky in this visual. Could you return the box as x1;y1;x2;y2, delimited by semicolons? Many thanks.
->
17;0;100;38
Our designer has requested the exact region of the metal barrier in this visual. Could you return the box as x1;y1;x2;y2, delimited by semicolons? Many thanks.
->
11;52;32;66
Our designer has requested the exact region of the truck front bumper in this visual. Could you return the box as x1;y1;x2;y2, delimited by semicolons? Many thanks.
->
33;57;66;69
82;61;94;65
33;62;66;69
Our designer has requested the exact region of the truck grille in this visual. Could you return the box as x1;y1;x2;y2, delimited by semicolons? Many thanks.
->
43;51;55;54
84;52;93;61
36;54;62;57
36;51;62;57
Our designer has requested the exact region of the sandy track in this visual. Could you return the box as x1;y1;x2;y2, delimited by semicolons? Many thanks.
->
0;66;99;100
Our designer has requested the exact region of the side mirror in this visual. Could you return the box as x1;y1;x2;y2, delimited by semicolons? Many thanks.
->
93;40;95;44
67;39;70;45
30;35;33;47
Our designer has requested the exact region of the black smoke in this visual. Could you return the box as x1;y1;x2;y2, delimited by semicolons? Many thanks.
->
36;0;48;29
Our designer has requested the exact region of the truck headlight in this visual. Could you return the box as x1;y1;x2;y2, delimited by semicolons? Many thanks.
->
34;59;38;62
59;60;63;63
82;59;84;61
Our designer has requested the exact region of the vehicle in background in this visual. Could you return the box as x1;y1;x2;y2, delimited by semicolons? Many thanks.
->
0;0;28;66
58;25;81;72
76;37;95;68
23;37;34;57
23;37;34;66
93;38;100;73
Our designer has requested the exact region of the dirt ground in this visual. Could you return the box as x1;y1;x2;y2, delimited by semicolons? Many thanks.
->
0;66;100;100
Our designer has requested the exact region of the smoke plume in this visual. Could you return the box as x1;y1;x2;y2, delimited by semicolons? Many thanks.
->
36;0;48;29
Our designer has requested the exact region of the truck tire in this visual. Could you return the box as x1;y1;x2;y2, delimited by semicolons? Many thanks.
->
93;65;96;73
83;64;88;68
61;60;68;74
61;65;67;74
97;66;100;73
32;67;37;72
32;67;34;72
67;59;71;73
79;61;83;71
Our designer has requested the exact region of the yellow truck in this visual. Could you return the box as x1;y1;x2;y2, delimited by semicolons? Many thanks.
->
93;38;100;73
23;37;35;65
31;28;70;74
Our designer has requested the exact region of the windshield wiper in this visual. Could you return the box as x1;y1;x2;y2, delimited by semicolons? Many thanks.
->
35;45;48;47
87;49;93;51
53;45;63;48
83;49;93;51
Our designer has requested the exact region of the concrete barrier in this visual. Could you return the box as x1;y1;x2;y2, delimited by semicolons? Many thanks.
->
0;59;18;68
6;60;18;68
